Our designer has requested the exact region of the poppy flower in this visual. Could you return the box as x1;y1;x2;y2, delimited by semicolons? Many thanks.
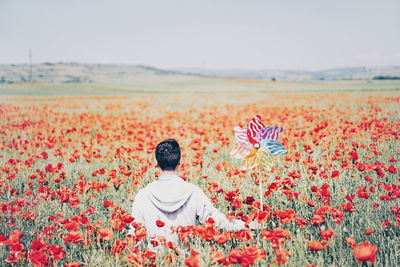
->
103;200;114;208
307;240;327;251
110;214;126;231
214;233;229;245
0;234;7;244
228;245;266;267
273;249;290;265
63;231;83;244
353;242;378;263
331;170;340;179
30;239;47;251
97;228;114;241
49;245;66;261
319;229;335;240
184;250;200;267
111;239;127;255
211;251;228;265
364;229;375;235
64;262;81;267
156;220;165;227
29;251;48;266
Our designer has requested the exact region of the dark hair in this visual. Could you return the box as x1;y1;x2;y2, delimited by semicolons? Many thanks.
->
155;139;181;171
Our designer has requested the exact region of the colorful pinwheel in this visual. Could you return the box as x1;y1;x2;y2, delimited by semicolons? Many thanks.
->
231;115;288;171
231;115;288;212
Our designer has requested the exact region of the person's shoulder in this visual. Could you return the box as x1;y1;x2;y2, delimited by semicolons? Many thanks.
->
178;178;198;189
132;185;149;201
181;178;198;187
188;182;201;190
186;182;206;197
139;178;162;190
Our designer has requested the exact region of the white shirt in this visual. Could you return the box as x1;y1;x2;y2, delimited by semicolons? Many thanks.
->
128;174;246;246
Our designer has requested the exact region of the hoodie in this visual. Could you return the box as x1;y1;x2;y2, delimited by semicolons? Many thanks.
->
128;174;246;246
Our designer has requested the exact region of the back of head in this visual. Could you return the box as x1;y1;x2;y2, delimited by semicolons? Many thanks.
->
155;139;181;171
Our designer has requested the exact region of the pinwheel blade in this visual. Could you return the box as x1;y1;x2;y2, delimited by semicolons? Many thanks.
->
246;115;265;145
231;145;250;159
257;147;273;171
260;139;288;156
242;149;258;170
255;126;283;142
234;126;252;150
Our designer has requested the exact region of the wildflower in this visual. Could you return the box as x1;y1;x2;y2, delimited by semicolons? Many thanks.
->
307;240;327;251
353;242;378;263
156;220;165;227
184;250;200;267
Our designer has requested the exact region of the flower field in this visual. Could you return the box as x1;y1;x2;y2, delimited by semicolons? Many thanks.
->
0;90;399;266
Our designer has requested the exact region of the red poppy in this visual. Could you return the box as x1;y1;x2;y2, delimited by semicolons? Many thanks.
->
110;214;125;231
63;231;83;244
156;220;165;227
331;170;340;179
64;262;81;267
228;245;266;267
307;240;327;251
345;237;357;248
214;233;229;245
29;251;48;266
184;250;200;267
49;245;66;261
319;229;335;240
273;249;290;265
97;228;114;241
364;229;375;235
211;251;228;265
353;242;378;263
111;239;127;255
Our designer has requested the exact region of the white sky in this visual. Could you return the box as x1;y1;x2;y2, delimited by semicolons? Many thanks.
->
1;0;399;70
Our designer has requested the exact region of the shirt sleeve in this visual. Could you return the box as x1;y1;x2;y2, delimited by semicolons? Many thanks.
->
128;191;146;235
194;186;246;232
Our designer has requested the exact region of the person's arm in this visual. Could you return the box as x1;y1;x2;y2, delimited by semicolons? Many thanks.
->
194;187;246;231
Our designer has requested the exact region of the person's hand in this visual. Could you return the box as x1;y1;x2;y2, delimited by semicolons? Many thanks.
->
248;221;264;230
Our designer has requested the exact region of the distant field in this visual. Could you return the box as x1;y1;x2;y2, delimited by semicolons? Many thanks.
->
0;79;399;97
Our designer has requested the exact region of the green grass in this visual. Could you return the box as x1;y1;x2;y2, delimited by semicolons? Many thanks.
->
0;79;399;97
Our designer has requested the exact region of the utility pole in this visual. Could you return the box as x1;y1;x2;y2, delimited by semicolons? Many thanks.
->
29;48;32;83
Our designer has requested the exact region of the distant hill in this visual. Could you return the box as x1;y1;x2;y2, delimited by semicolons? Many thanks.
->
0;63;200;84
1;63;400;83
175;66;400;81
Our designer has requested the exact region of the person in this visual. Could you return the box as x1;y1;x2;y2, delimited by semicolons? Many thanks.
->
128;138;253;249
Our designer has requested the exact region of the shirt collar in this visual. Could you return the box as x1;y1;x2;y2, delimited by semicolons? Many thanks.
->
158;173;180;181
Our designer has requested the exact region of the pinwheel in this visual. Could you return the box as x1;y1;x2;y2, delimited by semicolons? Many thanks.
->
231;115;288;210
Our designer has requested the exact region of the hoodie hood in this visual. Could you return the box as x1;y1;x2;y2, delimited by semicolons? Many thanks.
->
145;174;194;213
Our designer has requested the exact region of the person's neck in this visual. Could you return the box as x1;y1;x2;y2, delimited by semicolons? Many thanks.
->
160;170;178;176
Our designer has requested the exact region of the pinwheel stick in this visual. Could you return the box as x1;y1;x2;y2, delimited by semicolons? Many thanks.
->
259;177;263;212
258;168;264;212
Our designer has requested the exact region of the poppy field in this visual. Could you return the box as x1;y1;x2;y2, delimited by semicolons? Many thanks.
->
0;88;399;266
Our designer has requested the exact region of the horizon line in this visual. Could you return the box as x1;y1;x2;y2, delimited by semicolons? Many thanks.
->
1;61;400;73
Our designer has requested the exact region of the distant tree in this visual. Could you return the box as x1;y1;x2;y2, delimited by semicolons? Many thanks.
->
271;77;276;82
373;75;400;80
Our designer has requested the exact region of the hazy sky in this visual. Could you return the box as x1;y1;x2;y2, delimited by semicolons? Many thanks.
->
1;0;399;70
